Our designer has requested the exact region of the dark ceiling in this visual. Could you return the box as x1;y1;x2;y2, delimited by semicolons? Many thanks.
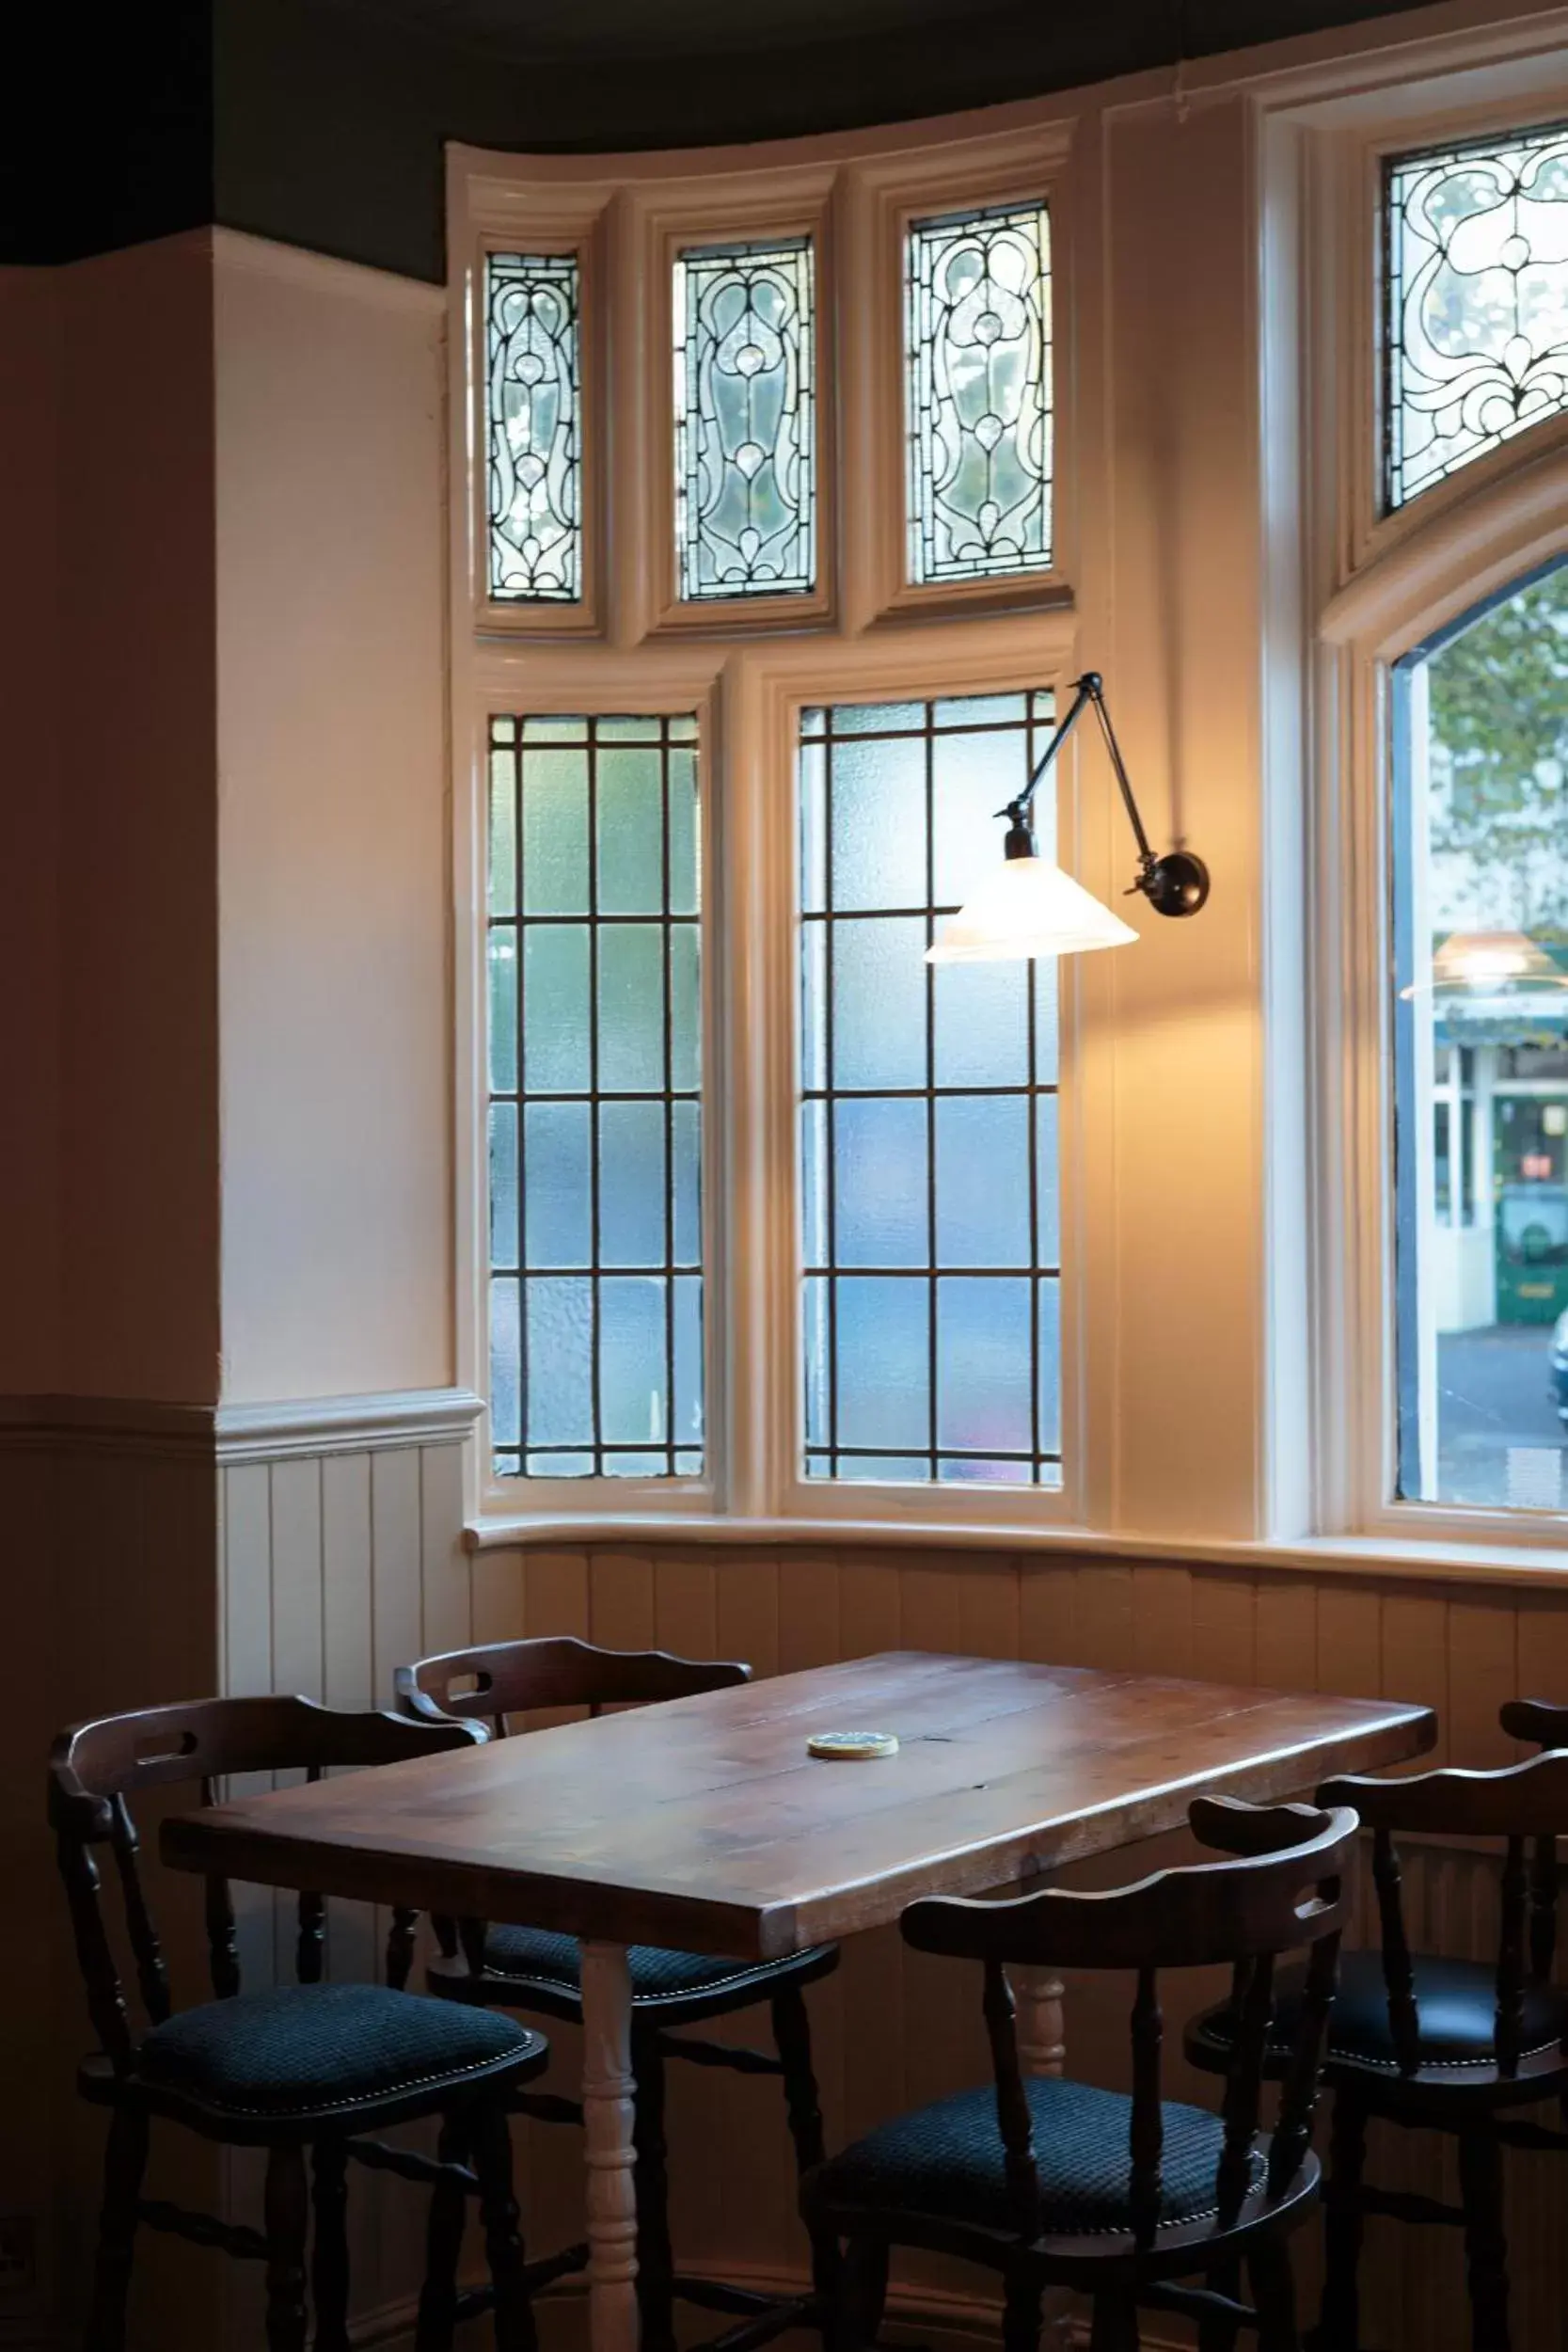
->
3;0;1439;279
342;0;1014;63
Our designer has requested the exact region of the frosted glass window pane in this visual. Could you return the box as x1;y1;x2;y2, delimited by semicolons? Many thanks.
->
491;1278;520;1446
674;236;816;600
935;1096;1030;1267
522;748;589;914
934;960;1030;1089
523;1104;591;1268
489;1104;519;1270
832;734;927;912
525;1278;593;1443
673;1103;702;1266
906;202;1053;585
598;928;665;1091
599;1101;666;1267
488;931;518;1093
669;747;700;916
836;1278;930;1451
799;692;1061;1486
599;1279;668;1446
670;926;701;1093
597;748;664;914
834;1098;927;1268
937;1278;1032;1454
832;918;927;1090
487;251;581;601
523;929;589;1092
673;1276;704;1446
1386;123;1568;511
487;713;703;1480
490;753;516;915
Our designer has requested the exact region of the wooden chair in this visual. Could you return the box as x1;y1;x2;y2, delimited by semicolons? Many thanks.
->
51;1694;555;2352
397;1635;841;2352
802;1795;1358;2352
1187;1742;1568;2352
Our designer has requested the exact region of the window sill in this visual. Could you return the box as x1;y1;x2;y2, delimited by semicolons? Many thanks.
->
464;1510;1568;1590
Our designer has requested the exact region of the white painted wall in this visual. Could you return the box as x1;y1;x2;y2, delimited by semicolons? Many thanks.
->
214;234;451;1404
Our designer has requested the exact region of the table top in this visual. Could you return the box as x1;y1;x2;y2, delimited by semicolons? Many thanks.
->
162;1652;1434;1958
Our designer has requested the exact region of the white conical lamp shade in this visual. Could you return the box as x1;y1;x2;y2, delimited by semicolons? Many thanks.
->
926;851;1139;964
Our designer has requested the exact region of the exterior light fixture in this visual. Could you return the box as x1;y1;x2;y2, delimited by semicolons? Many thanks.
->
926;671;1210;965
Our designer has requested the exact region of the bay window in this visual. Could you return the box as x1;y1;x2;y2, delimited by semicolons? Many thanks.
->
451;125;1085;1531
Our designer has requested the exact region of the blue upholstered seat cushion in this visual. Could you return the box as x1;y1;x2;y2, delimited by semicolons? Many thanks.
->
1195;1952;1568;2074
809;2074;1259;2238
137;1983;540;2115
483;1925;810;2006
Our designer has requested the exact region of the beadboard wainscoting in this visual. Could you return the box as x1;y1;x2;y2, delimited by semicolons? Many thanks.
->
214;1457;1568;2352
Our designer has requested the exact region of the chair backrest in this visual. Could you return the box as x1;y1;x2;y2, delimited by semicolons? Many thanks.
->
900;1796;1358;2248
395;1633;750;1738
1319;1746;1568;2079
49;1694;484;2071
1501;1701;1568;1981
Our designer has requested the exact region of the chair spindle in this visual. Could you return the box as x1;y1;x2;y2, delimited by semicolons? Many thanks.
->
1270;1923;1340;2196
1128;1963;1164;2245
296;1889;327;1984
1371;1826;1422;2074
1497;1836;1528;2077
982;1958;1043;2238
1217;1951;1272;2225
1528;1836;1558;1984
110;1796;172;2026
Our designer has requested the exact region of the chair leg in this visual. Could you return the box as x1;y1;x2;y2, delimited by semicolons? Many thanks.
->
1316;2094;1368;2352
1002;2270;1042;2352
1088;2293;1139;2351
263;2142;311;2352
470;2097;537;2352
631;2032;677;2352
772;1983;827;2175
311;2137;353;2352
807;2226;843;2352
1458;2126;1512;2352
415;2116;471;2352
1250;2234;1300;2352
84;2104;149;2352
838;2236;888;2352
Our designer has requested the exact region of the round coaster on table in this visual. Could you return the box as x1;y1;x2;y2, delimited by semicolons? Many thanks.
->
806;1729;900;1760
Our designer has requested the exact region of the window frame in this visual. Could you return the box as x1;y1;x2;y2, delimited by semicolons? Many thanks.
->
1261;33;1568;1554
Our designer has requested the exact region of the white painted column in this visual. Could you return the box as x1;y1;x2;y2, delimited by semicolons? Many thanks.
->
580;1941;640;2352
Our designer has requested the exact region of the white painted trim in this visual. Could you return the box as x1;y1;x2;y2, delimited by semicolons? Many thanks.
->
214;1387;483;1463
465;1507;1568;1593
211;225;446;314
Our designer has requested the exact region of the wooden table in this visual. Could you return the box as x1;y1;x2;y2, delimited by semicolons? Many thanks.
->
163;1653;1434;2352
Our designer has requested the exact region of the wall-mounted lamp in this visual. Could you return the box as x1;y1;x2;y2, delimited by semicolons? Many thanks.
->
926;672;1210;965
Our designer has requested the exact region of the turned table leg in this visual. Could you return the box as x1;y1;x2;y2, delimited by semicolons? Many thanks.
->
581;1940;641;2352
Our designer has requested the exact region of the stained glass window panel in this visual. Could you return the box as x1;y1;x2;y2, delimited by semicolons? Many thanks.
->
906;203;1053;586
487;713;704;1480
674;237;816;600
486;253;581;601
1386;122;1568;511
799;693;1062;1488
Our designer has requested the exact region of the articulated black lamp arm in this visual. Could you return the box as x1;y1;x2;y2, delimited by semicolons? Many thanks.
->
999;671;1210;920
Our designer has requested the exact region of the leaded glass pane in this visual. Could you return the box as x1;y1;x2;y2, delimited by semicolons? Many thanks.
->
1386;122;1568;512
486;252;581;601
799;693;1063;1488
487;713;704;1480
905;202;1053;585
673;237;816;600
